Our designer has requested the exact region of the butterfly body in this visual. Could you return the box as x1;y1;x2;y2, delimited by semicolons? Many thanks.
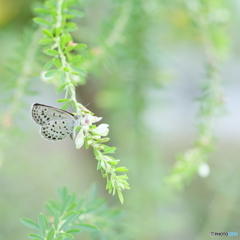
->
31;103;80;141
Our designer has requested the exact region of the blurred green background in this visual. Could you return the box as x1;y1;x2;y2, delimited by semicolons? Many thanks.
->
1;0;240;239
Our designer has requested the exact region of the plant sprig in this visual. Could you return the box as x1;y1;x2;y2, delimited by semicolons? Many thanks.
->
33;0;130;203
21;186;122;240
0;26;41;167
167;0;228;189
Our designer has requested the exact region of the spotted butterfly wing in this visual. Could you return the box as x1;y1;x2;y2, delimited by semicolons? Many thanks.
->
31;103;80;141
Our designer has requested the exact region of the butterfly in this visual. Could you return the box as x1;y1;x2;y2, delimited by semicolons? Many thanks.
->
31;103;80;141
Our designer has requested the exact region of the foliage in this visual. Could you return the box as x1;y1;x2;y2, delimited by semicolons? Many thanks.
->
33;0;129;203
0;26;41;169
166;0;229;189
0;0;235;239
21;187;123;240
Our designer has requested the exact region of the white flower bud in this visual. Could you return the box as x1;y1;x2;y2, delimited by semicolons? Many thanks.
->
92;124;109;136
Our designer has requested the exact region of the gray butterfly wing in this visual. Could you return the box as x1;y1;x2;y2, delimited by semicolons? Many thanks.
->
32;103;75;126
41;119;76;141
31;103;80;141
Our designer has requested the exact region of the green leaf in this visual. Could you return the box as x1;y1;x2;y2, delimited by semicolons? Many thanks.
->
29;234;44;240
34;8;51;14
33;18;51;26
44;60;53;71
65;22;77;32
45;49;60;56
102;146;116;154
60;70;66;84
71;101;77;111
60;34;72;50
68;10;85;18
93;148;100;157
64;45;75;54
58;187;68;201
52;59;62;68
55;27;62;37
60;35;65;50
56;236;64;240
63;67;70;72
54;211;60;230
75;44;87;50
61;102;70;110
70;66;86;76
106;179;111;189
60;212;80;231
21;218;39;231
96;161;101;170
60;36;65;50
84;198;105;213
73;126;80;133
44;69;58;78
48;200;61;211
47;228;55;240
65;14;75;19
42;29;54;38
60;195;73;214
66;202;77;212
108;159;120;165
66;229;82;234
115;167;129;172
45;203;55;216
78;224;98;231
59;232;74;239
66;0;75;8
39;38;54;45
107;181;113;193
38;213;48;236
57;99;70;103
56;84;66;93
98;138;110;143
117;190;124;204
69;55;82;64
71;71;79;75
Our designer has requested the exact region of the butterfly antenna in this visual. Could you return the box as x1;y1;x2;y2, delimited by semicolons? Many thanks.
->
85;101;93;108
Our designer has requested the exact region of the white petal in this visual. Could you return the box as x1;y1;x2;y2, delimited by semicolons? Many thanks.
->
75;129;85;149
92;124;109;136
92;116;102;123
82;114;93;126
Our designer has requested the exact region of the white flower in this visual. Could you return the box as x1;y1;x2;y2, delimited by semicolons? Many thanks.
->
92;124;109;136
92;116;102;123
198;163;210;178
82;114;93;126
75;129;85;149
